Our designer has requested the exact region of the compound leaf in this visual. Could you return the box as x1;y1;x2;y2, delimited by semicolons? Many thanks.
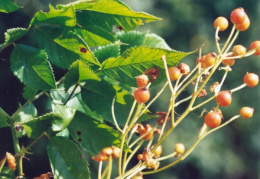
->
47;136;90;179
10;44;56;90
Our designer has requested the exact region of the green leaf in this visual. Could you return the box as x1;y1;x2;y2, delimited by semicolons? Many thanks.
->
10;44;56;90
116;31;147;53
56;128;69;138
50;84;81;104
22;113;62;139
0;0;21;13
47;136;90;179
144;33;171;50
0;28;28;48
66;93;103;122
22;105;76;138
94;44;120;64
30;5;76;27
54;30;100;66
33;25;81;69
64;60;101;91
68;112;129;156
0;167;15;179
14;103;37;137
58;0;161;32
101;46;194;87
0;108;12;128
74;25;115;47
22;86;38;100
80;79;152;125
51;104;76;132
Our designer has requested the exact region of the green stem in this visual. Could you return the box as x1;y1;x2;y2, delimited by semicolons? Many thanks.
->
176;73;200;98
143;138;201;175
11;127;22;176
129;125;157;148
156;152;177;162
158;98;173;141
143;115;240;175
11;90;47;120
121;151;128;175
101;162;110;179
230;83;247;93
16;133;47;157
223;29;240;54
124;140;144;172
0;156;7;173
111;97;123;133
215;27;221;53
116;162;142;179
126;165;146;179
161;55;175;95
220;24;236;54
98;161;103;179
191;95;216;111
174;95;192;107
177;65;199;90
138;81;168;118
64;83;79;105
118;103;141;175
106;156;113;179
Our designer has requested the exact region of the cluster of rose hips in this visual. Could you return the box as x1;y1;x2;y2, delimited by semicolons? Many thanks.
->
91;7;259;179
92;146;121;162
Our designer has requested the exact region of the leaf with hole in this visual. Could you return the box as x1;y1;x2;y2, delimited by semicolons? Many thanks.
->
54;30;100;66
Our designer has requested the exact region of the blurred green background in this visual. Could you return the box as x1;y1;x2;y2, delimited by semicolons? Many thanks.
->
0;0;259;178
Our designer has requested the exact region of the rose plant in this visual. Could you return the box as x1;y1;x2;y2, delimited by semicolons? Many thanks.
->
0;1;259;179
